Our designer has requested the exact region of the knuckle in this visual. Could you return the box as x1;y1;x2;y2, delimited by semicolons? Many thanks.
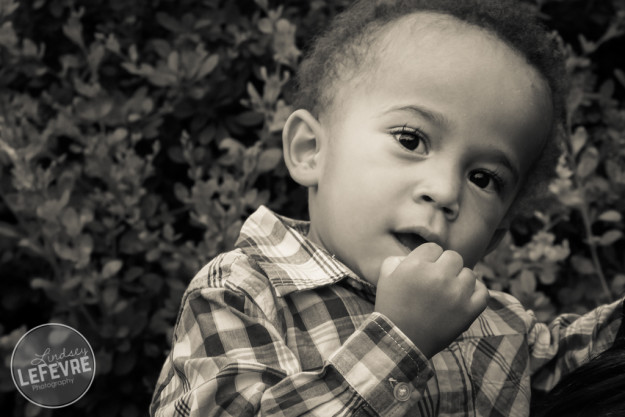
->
461;267;476;277
442;250;463;267
445;250;462;261
421;242;444;257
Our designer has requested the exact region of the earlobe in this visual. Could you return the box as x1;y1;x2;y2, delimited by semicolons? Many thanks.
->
282;109;325;187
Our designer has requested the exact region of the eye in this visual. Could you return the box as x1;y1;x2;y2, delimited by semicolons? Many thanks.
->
390;125;428;154
470;170;505;193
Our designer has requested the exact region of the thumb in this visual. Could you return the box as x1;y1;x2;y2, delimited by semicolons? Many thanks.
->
379;256;405;282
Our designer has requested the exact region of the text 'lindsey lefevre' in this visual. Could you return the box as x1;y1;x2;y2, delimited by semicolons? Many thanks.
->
15;347;93;386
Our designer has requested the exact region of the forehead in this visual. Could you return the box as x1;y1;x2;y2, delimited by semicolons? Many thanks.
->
346;12;549;95
323;12;553;178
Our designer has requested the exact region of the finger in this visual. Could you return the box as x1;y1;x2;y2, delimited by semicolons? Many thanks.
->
437;250;464;275
379;256;405;281
469;278;489;314
456;267;477;292
408;242;444;263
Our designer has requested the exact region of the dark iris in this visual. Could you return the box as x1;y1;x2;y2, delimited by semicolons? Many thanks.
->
471;172;491;189
397;133;420;151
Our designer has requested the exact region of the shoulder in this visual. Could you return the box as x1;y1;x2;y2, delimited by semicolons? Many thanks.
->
184;248;278;307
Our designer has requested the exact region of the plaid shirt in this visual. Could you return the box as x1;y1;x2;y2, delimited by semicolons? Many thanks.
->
151;206;625;417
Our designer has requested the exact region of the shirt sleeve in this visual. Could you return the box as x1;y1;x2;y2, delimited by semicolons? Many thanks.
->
150;253;433;417
526;295;625;392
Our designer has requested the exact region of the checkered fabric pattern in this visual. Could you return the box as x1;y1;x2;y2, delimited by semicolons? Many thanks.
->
150;206;625;417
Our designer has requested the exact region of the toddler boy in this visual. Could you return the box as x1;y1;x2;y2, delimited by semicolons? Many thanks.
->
151;1;625;416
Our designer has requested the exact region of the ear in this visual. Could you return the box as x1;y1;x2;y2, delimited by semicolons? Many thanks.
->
282;109;325;187
484;221;509;255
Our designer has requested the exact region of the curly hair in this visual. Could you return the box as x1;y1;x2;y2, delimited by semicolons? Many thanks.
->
294;0;568;215
533;344;625;417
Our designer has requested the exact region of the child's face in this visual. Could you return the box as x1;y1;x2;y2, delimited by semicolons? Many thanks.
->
300;15;553;285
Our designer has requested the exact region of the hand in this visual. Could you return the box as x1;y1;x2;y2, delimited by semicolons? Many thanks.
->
374;243;489;358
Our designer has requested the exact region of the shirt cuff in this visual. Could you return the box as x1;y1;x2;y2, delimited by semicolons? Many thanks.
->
328;312;433;416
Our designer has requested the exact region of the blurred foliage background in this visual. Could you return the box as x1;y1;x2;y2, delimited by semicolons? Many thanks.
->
0;0;624;415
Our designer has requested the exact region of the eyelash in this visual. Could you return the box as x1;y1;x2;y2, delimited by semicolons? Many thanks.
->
470;169;506;194
390;126;507;194
390;125;429;154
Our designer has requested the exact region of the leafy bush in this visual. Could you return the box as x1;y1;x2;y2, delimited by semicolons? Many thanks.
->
0;0;623;416
478;1;625;321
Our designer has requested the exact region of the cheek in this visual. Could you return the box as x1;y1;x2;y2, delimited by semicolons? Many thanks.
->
455;210;505;265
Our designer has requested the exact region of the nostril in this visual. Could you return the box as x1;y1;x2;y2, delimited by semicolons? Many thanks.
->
420;194;458;218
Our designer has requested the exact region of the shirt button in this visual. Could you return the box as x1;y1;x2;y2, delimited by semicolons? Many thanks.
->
393;382;411;402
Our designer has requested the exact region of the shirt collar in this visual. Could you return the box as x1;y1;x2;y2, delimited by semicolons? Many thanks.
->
235;205;375;297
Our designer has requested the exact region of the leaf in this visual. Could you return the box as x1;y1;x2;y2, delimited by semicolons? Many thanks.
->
518;269;536;293
570;127;587;158
235;111;263;127
121;62;154;77
218;138;245;165
73;76;100;98
598;230;622;246
510;269;536;299
53;241;77;261
570;255;595;275
109;127;128;144
256;148;282;173
598;210;622;222
76;97;114;121
36;198;64;222
549;181;584;207
102;260;123;278
576;146;599;179
167;50;179;72
254;0;269;11
0;0;20;17
146;70;178;87
606;160;625;185
87;43;105;73
105;34;120;54
62;11;85;48
599;80;614;100
102;285;118;307
611;274;625;296
61;276;82;290
272;19;300;66
61;207;81;237
578;33;596;54
196;54;219;79
258;18;273;34
30;278;54;291
174;183;190;202
0;221;20;239
120;230;143;254
615;69;625;89
156;12;184;33
76;233;94;258
128;44;138;62
21;38;38;57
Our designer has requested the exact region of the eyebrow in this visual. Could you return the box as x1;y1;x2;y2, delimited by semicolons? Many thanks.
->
382;104;521;185
381;104;453;130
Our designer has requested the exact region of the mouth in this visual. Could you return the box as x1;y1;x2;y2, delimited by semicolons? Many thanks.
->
393;232;429;253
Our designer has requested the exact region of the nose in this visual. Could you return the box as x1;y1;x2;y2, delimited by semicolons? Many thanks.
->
413;177;460;221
